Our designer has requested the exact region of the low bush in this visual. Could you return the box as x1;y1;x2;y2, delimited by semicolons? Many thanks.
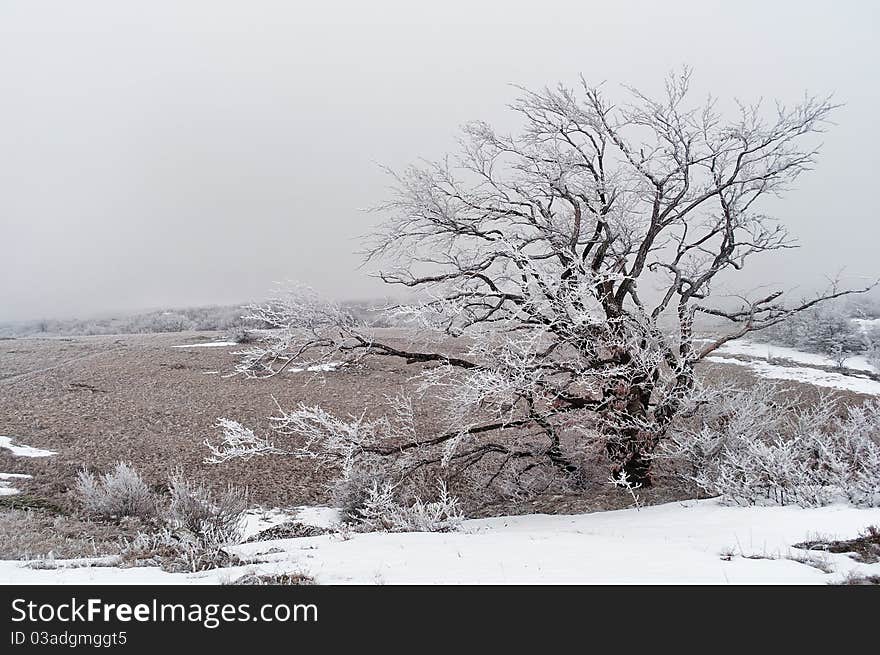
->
167;472;248;544
73;464;249;572
226;326;256;344
74;462;157;520
330;463;395;524
350;479;464;533
119;526;243;573
663;385;880;507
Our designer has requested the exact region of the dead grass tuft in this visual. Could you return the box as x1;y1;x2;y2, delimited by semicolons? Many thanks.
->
795;525;880;563
226;571;314;585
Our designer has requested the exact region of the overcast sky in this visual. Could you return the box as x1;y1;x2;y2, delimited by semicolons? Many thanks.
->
1;1;877;321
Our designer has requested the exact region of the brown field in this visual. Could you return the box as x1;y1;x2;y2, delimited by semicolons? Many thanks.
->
0;330;873;519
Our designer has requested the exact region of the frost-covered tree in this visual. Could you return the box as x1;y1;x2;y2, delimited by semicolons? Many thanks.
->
214;70;874;493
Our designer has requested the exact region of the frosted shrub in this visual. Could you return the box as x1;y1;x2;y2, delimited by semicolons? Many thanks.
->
226;326;256;344
825;403;880;507
167;472;248;544
120;526;242;573
117;473;249;573
75;462;157;520
664;386;880;507
352;479;463;533
331;463;395;524
863;327;880;372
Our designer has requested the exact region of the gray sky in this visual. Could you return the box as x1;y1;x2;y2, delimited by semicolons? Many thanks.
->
1;1;877;321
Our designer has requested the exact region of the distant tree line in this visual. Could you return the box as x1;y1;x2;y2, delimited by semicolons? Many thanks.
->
757;297;880;370
0;300;399;339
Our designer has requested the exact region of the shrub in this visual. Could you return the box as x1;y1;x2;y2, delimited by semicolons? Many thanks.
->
119;526;243;573
330;463;396;524
663;386;880;507
72;464;250;572
352;479;464;533
167;472;248;544
118;471;249;574
226;326;256;344
74;462;157;520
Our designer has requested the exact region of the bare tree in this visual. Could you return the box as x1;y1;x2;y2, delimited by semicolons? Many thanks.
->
215;70;874;494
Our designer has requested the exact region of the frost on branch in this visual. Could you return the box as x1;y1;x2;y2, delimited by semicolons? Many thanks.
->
231;283;361;378
205;398;468;532
208;396;421;468
205;419;286;463
206;396;420;485
607;470;643;509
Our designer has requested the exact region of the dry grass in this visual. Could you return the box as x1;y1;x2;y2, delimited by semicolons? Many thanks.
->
0;508;144;560
837;573;880;585
243;521;330;542
0;329;874;526
0;331;429;508
795;525;880;564
226;572;314;585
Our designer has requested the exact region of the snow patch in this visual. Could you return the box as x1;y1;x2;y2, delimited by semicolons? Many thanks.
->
716;339;876;373
235;499;880;585
240;508;299;541
0;472;31;496
293;506;341;529
0;437;57;458
240;506;340;541
172;341;238;349
288;362;344;373
706;356;880;395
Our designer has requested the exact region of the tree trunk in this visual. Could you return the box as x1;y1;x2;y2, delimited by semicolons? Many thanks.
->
606;366;695;487
604;383;658;487
606;430;659;487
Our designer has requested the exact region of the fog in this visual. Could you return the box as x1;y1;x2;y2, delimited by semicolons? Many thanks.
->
1;1;877;321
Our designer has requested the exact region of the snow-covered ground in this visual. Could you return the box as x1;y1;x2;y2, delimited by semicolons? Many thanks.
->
0;436;56;458
172;341;239;348
0;472;32;496
0;436;56;496
240;508;300;540
703;338;880;396
707;355;880;395
714;340;876;374
288;362;343;373
1;500;878;585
